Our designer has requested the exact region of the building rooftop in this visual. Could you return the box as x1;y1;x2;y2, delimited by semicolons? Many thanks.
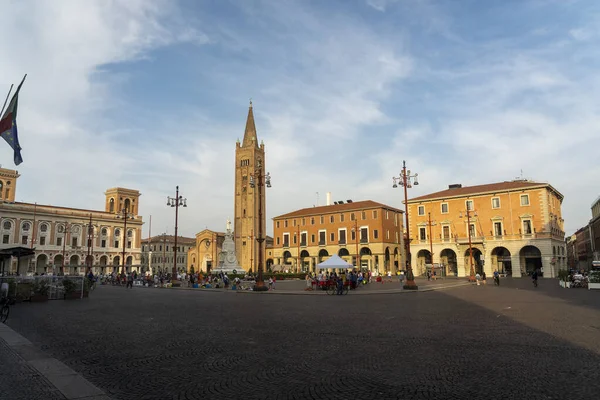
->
274;200;403;220
409;180;563;202
142;235;196;244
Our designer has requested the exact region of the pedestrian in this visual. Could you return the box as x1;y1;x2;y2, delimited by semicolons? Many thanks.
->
493;270;500;286
126;272;133;289
268;277;273;290
481;271;487;285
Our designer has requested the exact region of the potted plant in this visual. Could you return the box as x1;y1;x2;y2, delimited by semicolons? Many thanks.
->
62;278;80;299
588;271;600;290
31;279;50;302
557;269;570;288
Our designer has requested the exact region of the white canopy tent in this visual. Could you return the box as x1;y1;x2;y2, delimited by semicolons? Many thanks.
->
316;254;354;271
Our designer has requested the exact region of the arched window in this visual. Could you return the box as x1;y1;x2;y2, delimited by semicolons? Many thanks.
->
109;198;115;212
40;223;48;232
2;220;12;230
124;199;131;212
101;228;108;236
127;229;133;238
0;181;3;198
114;228;121;237
22;222;31;231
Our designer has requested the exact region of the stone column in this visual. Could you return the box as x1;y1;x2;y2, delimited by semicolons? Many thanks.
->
511;255;522;277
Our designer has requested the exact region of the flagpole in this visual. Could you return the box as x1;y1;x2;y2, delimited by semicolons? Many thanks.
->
0;84;13;117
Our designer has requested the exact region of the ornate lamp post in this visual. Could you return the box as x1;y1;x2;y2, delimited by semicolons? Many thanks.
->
167;186;187;284
249;157;271;291
427;212;437;278
392;160;419;290
351;214;360;270
459;204;478;282
85;214;98;274
60;222;71;275
116;208;135;275
295;225;301;273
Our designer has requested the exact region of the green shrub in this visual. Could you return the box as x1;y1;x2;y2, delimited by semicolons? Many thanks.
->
589;271;600;284
32;279;50;296
62;278;77;294
557;269;569;281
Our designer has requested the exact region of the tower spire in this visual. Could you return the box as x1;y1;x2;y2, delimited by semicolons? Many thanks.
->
242;100;259;148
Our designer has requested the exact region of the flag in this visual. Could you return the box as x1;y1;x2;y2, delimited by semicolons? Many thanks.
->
0;75;27;165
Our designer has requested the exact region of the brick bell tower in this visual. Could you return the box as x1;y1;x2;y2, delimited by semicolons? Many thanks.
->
234;101;266;272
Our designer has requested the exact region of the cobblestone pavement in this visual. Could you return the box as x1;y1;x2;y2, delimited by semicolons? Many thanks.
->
5;283;600;400
0;340;65;400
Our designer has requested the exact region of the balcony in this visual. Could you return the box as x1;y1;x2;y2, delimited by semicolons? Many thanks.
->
360;238;368;244
318;241;326;246
300;241;307;247
456;236;485;244
339;239;346;245
283;242;290;248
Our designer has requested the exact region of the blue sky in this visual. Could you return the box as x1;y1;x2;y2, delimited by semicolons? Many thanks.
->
1;0;599;238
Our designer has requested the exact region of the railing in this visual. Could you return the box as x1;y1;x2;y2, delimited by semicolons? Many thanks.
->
0;275;87;301
339;240;346;245
318;241;325;246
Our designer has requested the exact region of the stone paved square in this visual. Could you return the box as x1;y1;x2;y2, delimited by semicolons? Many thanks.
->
4;279;600;400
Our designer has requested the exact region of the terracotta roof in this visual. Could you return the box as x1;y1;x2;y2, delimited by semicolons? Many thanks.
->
274;200;403;220
408;181;562;202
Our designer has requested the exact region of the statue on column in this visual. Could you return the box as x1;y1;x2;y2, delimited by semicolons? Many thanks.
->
215;218;245;275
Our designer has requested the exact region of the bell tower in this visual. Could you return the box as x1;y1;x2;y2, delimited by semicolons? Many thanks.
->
104;188;141;215
234;101;266;272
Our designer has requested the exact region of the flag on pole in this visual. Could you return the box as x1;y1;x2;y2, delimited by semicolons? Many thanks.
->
0;75;27;165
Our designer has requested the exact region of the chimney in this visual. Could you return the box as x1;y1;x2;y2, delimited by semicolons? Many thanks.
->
326;192;332;206
448;184;462;189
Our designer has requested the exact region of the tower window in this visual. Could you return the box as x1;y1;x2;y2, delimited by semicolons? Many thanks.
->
241;159;250;167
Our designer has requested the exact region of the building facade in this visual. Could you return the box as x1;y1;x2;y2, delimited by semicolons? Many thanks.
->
589;195;600;262
234;102;267;273
0;167;143;275
141;234;195;275
270;200;405;274
407;180;566;278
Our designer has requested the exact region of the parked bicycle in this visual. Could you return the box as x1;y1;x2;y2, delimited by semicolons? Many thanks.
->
0;295;12;323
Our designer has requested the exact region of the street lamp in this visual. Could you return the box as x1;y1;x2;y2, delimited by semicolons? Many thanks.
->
427;212;437;278
116;208;135;275
392;160;419;290
295;225;300;273
59;222;71;275
459;204;478;282
167;186;187;284
249;157;272;291
85;214;98;274
351;214;359;270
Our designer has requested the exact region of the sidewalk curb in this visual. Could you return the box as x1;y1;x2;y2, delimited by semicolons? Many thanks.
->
0;323;111;400
234;282;473;296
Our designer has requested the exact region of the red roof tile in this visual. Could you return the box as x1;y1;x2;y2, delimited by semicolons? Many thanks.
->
274;200;403;219
409;181;562;202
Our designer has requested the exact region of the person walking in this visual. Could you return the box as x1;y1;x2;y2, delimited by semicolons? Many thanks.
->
493;270;500;286
481;271;487;285
532;270;538;287
126;272;133;289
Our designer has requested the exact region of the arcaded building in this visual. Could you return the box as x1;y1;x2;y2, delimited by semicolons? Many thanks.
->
0;167;143;275
270;199;405;274
407;180;566;278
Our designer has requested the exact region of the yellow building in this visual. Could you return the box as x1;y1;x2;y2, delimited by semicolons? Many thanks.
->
407;180;566;278
270;200;405;274
187;102;268;273
141;235;196;275
0;167;143;275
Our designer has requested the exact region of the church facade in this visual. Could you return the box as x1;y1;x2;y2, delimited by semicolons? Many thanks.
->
187;102;267;273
